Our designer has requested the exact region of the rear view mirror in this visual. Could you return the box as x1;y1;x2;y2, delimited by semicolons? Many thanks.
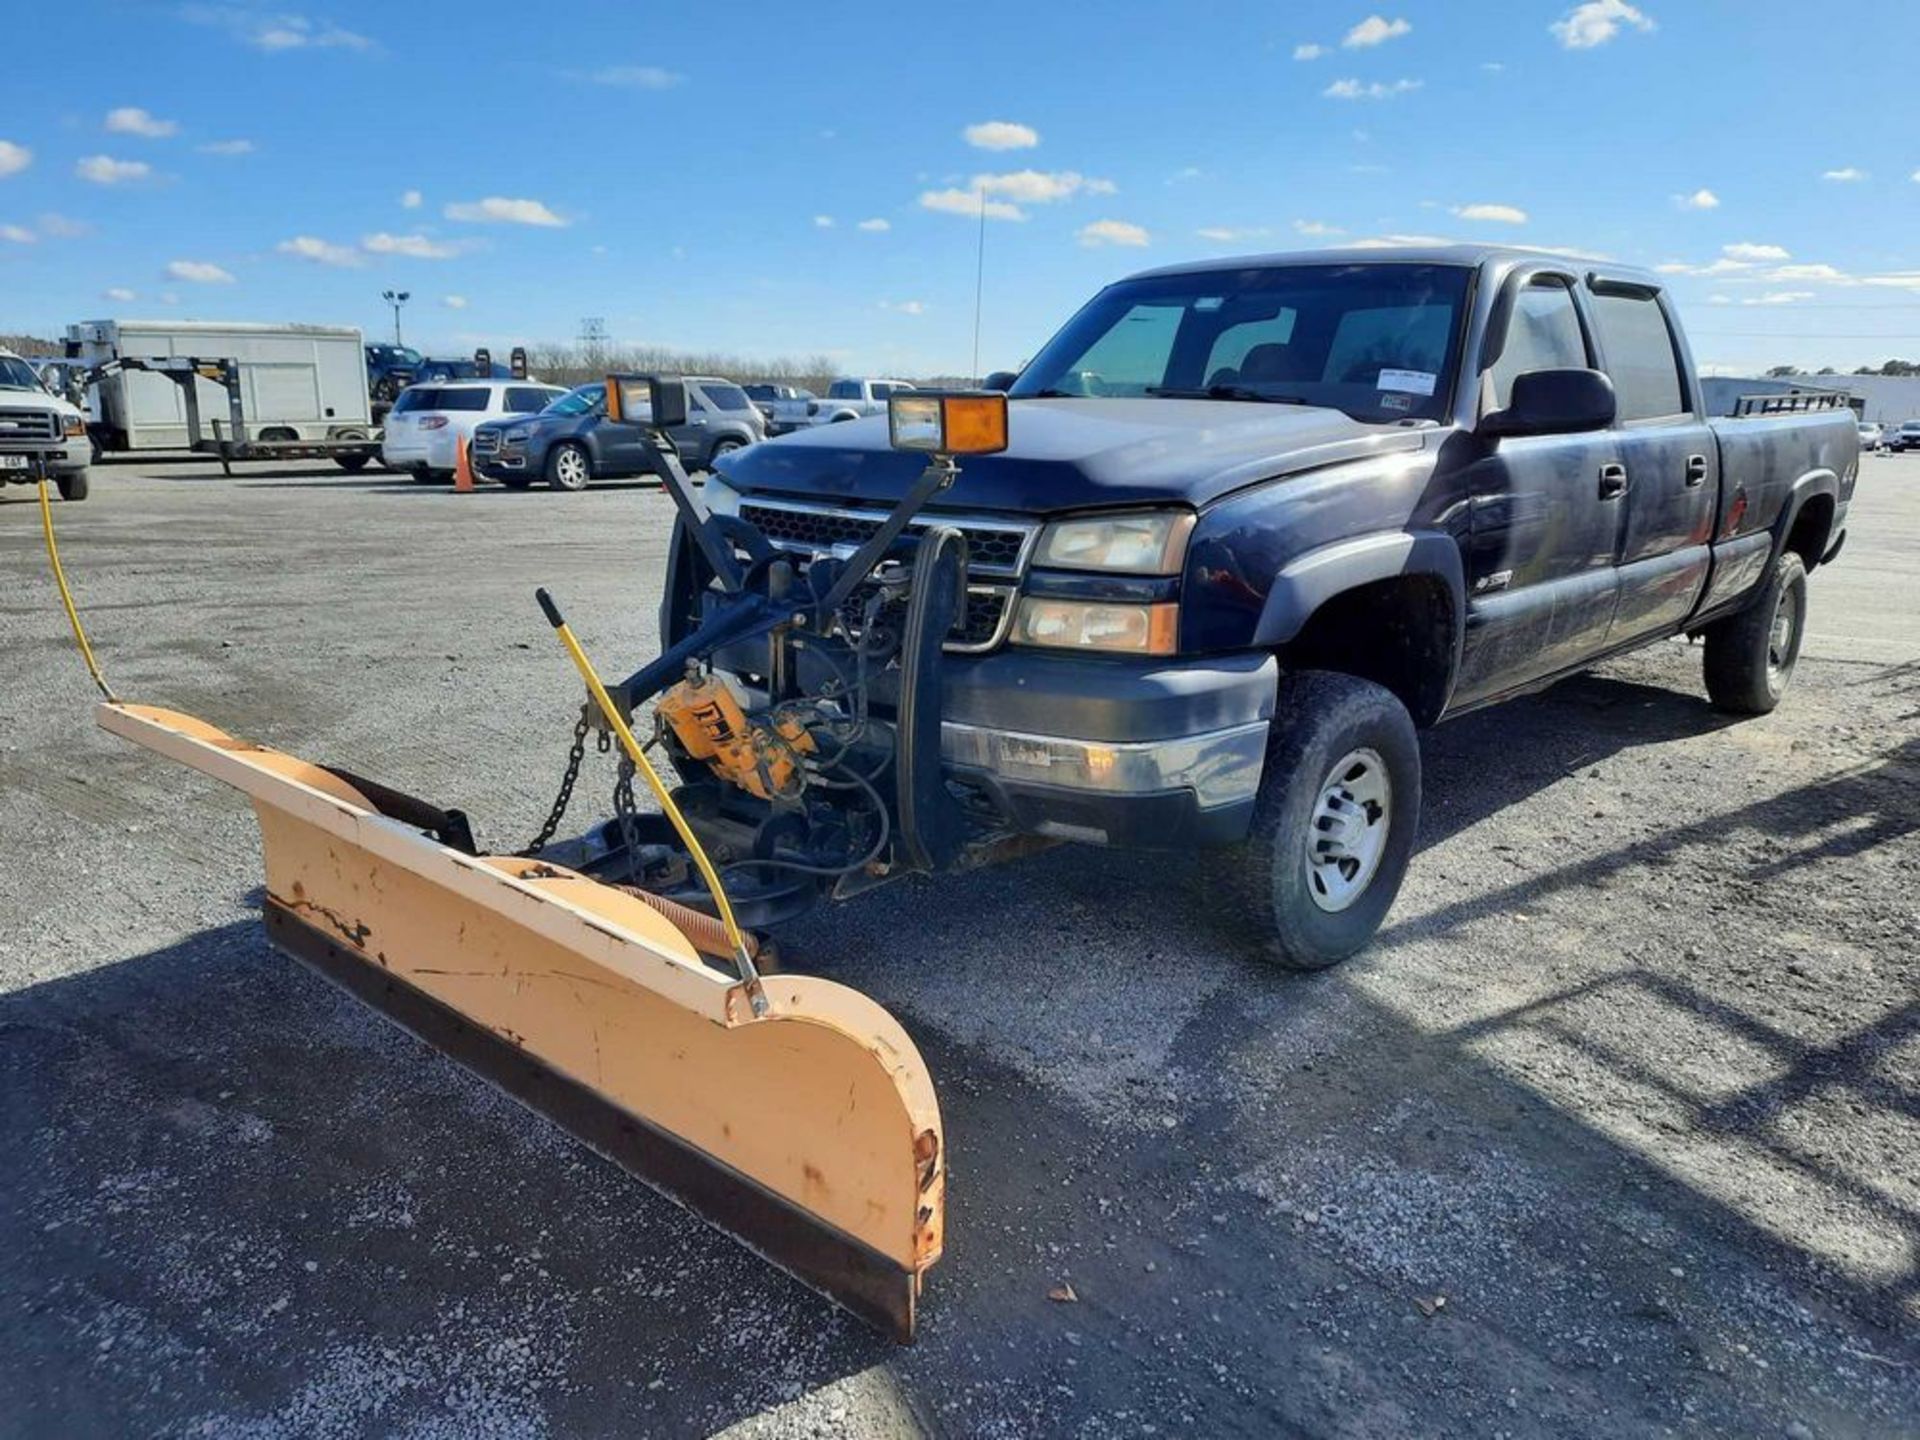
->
606;374;689;429
1480;367;1616;439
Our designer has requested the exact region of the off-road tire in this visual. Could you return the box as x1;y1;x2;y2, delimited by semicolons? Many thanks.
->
55;469;89;502
1213;670;1421;970
1703;550;1807;715
546;442;591;492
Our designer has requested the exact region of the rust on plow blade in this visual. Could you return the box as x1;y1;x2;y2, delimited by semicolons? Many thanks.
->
96;702;944;1340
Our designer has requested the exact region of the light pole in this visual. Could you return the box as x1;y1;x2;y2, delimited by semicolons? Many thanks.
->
381;289;411;347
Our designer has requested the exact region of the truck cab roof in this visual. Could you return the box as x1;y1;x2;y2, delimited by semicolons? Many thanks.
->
1127;243;1646;286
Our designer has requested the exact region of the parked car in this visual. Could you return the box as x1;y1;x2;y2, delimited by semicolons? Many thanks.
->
1856;421;1884;452
470;376;764;490
743;383;815;436
366;343;424;403
1889;419;1920;452
700;243;1856;968
381;380;566;480
806;377;916;425
412;357;516;385
0;348;91;500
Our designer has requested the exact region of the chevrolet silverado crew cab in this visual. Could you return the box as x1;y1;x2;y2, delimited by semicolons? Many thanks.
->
698;246;1856;968
0;349;92;501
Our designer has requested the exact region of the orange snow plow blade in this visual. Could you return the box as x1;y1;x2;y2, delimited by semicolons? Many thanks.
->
97;701;944;1340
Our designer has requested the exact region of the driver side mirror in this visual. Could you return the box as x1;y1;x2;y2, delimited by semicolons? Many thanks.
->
981;370;1018;393
1480;367;1616;439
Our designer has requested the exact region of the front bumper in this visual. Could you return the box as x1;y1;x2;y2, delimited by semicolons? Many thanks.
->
0;446;86;478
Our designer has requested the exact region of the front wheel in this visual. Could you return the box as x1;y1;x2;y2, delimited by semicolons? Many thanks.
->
1702;550;1807;715
1209;671;1421;970
56;469;89;502
334;453;370;472
546;442;591;492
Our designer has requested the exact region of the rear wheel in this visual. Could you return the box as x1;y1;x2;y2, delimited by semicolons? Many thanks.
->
334;453;370;472
547;442;591;492
1210;671;1421;970
1703;550;1807;715
55;469;89;502
707;437;745;470
410;466;437;485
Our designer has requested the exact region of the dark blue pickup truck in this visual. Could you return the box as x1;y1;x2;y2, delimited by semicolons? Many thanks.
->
677;246;1856;967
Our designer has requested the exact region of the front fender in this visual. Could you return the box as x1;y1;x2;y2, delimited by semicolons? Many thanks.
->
1252;530;1467;654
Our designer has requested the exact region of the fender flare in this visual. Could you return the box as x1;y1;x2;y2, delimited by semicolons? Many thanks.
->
1773;468;1839;563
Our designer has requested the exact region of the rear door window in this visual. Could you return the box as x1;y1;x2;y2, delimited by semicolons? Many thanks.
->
1591;290;1687;422
505;386;554;414
391;387;442;413
696;383;755;412
1488;279;1591;409
435;388;492;412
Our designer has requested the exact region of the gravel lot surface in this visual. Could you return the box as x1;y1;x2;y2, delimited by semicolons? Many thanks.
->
3;455;1916;1438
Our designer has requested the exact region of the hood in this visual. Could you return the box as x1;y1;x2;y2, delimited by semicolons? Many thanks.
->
717;397;1429;513
0;386;82;419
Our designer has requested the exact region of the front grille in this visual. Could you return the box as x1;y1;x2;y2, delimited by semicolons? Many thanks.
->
0;409;60;442
837;582;1013;654
470;430;501;456
741;501;1033;576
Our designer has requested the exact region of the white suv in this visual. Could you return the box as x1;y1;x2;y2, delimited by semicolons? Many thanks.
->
382;380;565;480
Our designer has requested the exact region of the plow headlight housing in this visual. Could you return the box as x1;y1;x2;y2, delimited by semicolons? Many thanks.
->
1033;511;1194;575
1011;598;1179;656
888;392;1009;455
63;415;85;438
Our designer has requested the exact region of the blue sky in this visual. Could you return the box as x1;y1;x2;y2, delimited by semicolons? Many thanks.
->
4;0;1918;377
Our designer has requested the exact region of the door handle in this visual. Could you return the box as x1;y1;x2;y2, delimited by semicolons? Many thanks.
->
1684;453;1709;487
1598;462;1628;500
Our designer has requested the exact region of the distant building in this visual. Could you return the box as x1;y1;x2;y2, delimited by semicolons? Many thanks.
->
1700;373;1920;424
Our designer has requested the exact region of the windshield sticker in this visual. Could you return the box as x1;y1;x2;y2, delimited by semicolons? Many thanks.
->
1377;368;1437;396
1194;296;1225;311
1380;392;1415;412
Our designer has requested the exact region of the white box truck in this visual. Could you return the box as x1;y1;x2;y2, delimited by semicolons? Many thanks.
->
65;320;373;454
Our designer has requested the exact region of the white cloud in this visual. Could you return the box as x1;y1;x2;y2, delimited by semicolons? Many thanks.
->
856;217;890;232
1724;241;1789;262
0;224;33;244
1743;292;1814;306
1195;226;1272;242
77;155;151;185
0;140;31;177
970;169;1114;204
105;107;178;138
1550;0;1655;49
443;295;468;309
1344;15;1411;47
1768;263;1846;282
920;188;1026;221
962;120;1038;151
1673;188;1719;210
813;215;835;228
584;65;683;88
192;10;376;53
103;286;137;302
278;234;361;267
166;259;234;284
1293;219;1346;236
362;231;462;259
37;213;89;237
159;291;179;305
1453;202;1528;224
197;138;254;156
1078;218;1150;248
1822;167;1866;182
1482;61;1506;72
880;299;927;316
400;189;422;209
443;196;567;227
1324;78;1423;100
1293;43;1326;60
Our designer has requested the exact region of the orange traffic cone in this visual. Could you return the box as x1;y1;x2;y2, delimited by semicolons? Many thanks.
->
454;433;474;492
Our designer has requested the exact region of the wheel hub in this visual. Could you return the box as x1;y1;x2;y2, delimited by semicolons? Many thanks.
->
1305;747;1392;913
1767;584;1798;683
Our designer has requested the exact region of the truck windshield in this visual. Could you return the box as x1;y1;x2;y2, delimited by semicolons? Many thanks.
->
0;357;42;390
1012;262;1472;422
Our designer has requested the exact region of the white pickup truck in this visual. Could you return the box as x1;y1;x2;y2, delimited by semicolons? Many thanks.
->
805;377;917;425
0;349;92;500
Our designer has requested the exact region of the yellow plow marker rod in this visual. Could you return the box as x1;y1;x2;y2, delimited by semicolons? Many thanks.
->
95;701;945;1339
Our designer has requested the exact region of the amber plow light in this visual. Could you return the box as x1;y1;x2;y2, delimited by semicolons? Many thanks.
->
888;391;1010;455
93;701;945;1341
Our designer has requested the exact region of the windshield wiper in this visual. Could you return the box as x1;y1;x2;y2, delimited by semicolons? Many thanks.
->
1147;385;1312;405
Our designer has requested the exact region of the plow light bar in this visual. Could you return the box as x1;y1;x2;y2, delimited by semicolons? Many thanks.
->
888;391;1009;456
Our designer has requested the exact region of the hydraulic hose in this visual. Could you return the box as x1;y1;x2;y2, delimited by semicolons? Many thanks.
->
36;477;118;703
535;587;767;1014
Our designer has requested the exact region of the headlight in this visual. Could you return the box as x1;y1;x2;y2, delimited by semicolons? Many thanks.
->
702;473;740;515
1033;511;1194;575
501;425;531;442
1011;598;1178;656
63;415;85;438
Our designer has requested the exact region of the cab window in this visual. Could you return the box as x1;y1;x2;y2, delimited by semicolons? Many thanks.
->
1488;279;1590;410
1591;289;1687;422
